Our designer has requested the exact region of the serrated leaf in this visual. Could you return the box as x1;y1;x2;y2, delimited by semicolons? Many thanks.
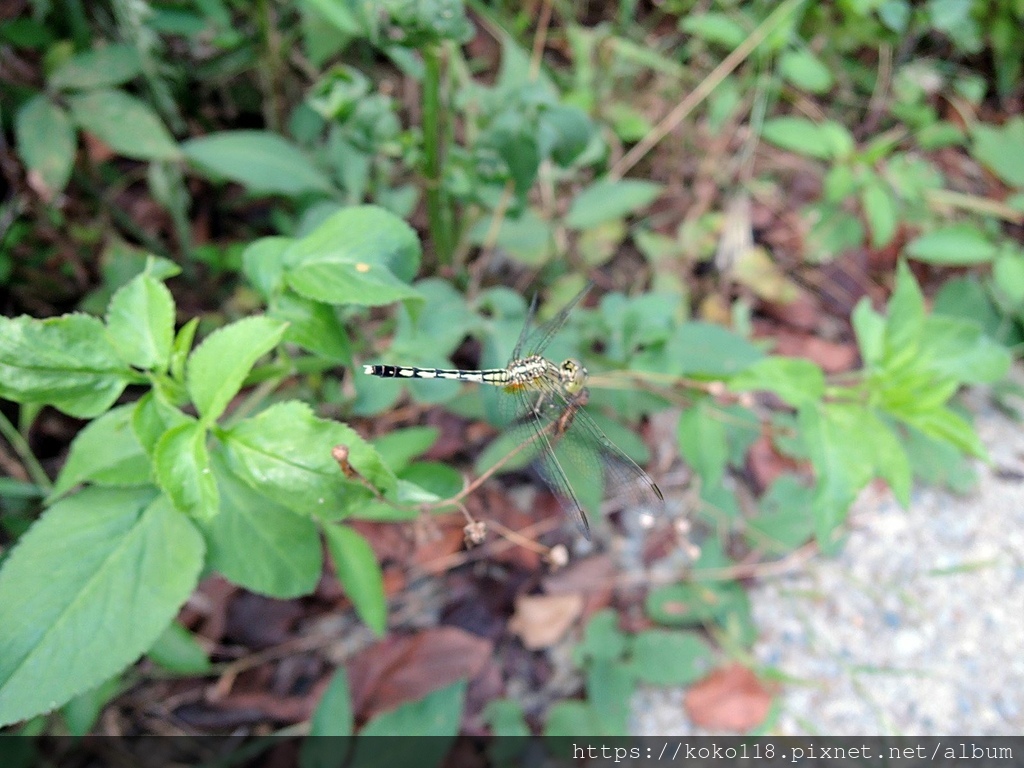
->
105;273;175;370
283;205;422;308
221;401;396;515
185;315;287;423
905;224;997;265
0;314;132;418
132;390;192;455
181;130;333;196
49;404;150;500
200;454;321;598
153;420;218;520
324;524;387;635
67;89;179;161
50;43;142;90
565;179;662;230
0;489;204;727
15;95;75;197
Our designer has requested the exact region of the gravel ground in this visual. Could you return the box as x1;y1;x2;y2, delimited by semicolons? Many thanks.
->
632;393;1024;735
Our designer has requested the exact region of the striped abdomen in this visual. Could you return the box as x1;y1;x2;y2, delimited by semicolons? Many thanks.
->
362;364;512;385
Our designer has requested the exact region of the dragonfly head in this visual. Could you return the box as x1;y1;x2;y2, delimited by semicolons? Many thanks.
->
559;358;588;395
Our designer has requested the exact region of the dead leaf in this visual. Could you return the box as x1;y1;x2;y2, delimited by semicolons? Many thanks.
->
684;663;774;732
747;434;803;493
508;593;583;650
346;626;492;723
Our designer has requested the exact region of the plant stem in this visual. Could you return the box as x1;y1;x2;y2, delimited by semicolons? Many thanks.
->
0;410;52;491
422;44;455;267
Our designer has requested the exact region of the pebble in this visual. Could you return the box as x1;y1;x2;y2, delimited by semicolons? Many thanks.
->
631;398;1024;735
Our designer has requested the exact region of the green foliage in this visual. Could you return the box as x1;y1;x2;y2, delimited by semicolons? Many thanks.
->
2;0;1021;737
0;209;424;725
542;609;716;737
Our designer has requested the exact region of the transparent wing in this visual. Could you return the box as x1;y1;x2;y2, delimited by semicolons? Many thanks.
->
514;282;593;360
502;380;663;539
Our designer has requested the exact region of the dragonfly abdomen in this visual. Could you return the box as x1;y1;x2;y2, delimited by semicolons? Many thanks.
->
363;364;512;385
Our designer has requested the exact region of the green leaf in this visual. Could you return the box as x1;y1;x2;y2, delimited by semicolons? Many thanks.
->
241;236;290;299
861;178;898;248
666;322;764;377
170;317;199;382
586;660;633;734
625;630;715;685
67;89;179;161
181;130;333;196
147;621;212;675
971;116;1024;188
799;403;875;539
221;401;396;515
883;260;926;365
779;48;833;93
269;291;352;363
544;701;607;737
358;679;465;737
132;390;192;455
746;475;816;553
371;426;439;473
0;314;132;418
898;406;986;459
919;315;1011;385
679;12;746;48
677;402;728;489
153;420;218;520
905;224;997;265
284;205;422;308
645;580;749;627
15;95;75;196
565;179;662;230
50;43;142;90
324;524;387;635
573;609;627;666
61;676;120;736
762;117;848;160
105;273;175;370
852;296;885;368
185;315;288;423
200;455;322;598
482;699;529;737
728;356;825;408
0;489;204;726
308;667;353;737
49;404;150;501
993;253;1024;306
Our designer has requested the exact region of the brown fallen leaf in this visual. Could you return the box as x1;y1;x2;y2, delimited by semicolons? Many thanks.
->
508;593;583;650
346;626;492;724
684;663;774;732
746;434;803;494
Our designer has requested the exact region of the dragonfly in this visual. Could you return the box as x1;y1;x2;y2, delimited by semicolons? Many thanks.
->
362;283;663;539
